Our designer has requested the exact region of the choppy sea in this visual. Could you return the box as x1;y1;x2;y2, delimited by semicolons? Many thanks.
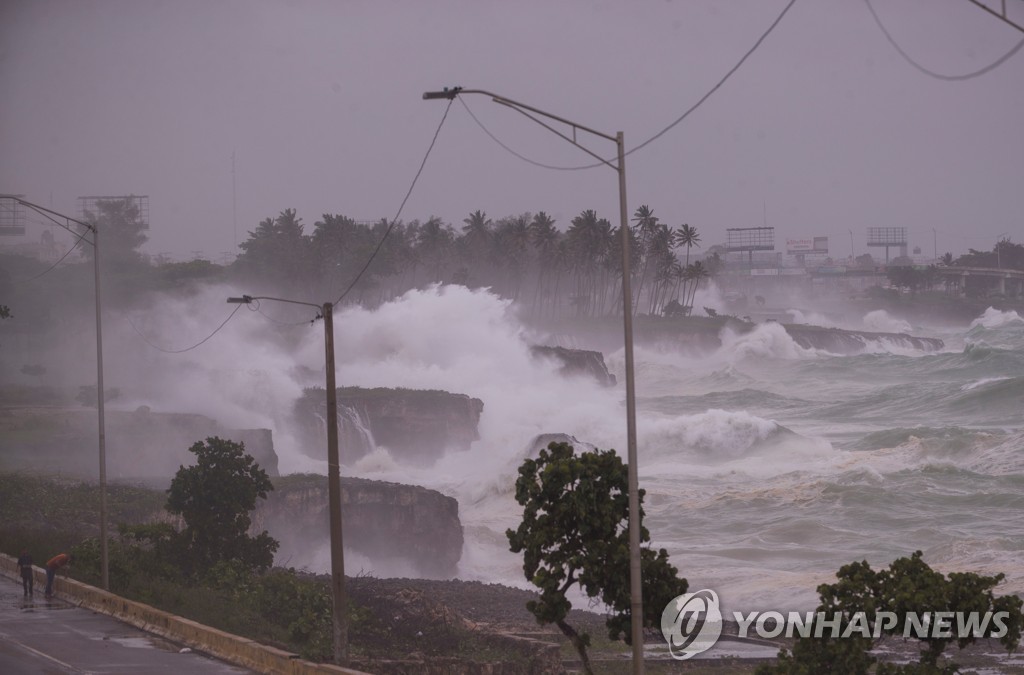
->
281;288;1023;615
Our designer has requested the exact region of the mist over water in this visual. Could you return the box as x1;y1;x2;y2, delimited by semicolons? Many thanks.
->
101;285;1024;611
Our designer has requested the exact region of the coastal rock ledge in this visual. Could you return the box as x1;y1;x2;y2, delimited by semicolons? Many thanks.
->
253;475;464;577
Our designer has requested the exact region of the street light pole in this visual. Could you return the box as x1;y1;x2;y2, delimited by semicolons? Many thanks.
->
0;195;109;590
616;132;645;660
93;221;109;591
227;295;347;663
423;87;646;673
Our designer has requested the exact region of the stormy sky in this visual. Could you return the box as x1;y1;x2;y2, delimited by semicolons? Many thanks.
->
1;0;1022;261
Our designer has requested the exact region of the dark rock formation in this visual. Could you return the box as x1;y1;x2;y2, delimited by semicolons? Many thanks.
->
630;317;944;355
293;387;484;465
0;407;278;479
782;324;944;353
255;475;464;577
529;345;616;386
526;316;945;356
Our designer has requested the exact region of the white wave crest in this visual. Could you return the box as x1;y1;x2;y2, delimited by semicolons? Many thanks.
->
862;310;912;334
969;307;1024;330
719;322;820;361
960;377;1012;392
643;408;781;459
786;309;839;328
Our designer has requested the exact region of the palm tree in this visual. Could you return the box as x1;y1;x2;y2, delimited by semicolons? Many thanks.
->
631;205;660;313
462;210;492;246
494;213;532;299
685;260;709;312
567;210;614;316
675;224;701;268
418;216;454;282
530;212;560;315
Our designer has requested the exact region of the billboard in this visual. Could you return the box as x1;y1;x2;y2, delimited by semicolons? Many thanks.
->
0;196;26;236
867;227;907;247
726;227;775;252
786;237;829;254
786;238;814;254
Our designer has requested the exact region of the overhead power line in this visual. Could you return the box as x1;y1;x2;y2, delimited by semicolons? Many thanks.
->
458;0;798;172
127;303;243;354
331;98;454;307
8;229;91;284
864;0;1024;81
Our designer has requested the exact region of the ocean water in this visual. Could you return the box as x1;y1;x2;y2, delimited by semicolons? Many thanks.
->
247;287;1024;615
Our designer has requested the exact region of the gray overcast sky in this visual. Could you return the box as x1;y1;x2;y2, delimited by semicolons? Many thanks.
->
1;0;1022;260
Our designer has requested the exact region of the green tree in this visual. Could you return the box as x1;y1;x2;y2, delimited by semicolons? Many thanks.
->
235;209;312;292
0;305;10;319
80;197;149;265
166;437;278;575
757;551;1023;675
506;441;688;674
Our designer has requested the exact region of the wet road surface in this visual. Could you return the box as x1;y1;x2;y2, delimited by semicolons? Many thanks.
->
0;576;251;674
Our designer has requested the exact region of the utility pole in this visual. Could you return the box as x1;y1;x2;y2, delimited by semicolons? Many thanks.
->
0;195;109;589
322;301;348;663
228;295;347;663
94;222;109;591
232;150;238;248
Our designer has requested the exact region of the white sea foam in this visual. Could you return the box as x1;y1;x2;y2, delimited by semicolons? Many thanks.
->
786;309;839;328
969;307;1024;330
862;309;912;334
101;283;1024;609
719;322;821;361
961;377;1013;391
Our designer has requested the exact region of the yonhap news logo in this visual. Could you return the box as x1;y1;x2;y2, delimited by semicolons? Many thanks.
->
661;589;1015;660
660;589;723;660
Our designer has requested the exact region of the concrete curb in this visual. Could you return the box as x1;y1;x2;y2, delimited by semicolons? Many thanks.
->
1;552;368;675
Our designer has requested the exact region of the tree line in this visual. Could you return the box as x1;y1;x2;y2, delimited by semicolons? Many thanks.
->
230;205;719;318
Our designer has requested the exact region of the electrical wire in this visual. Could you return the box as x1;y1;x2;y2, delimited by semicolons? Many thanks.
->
127;304;243;353
458;0;797;172
331;98;454;307
864;0;1024;81
254;299;316;327
7;229;91;284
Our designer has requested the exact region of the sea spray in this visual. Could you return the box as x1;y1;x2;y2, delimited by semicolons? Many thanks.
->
106;287;1024;609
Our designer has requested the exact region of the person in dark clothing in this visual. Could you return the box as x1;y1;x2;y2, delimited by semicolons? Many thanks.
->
17;550;33;597
44;553;71;598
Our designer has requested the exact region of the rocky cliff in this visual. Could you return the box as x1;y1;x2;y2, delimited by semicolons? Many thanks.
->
254;474;464;577
781;323;944;353
293;387;484;465
530;316;944;356
0;406;278;479
529;345;616;386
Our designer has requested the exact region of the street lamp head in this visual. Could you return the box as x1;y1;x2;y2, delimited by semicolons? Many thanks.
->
227;295;253;304
423;86;462;100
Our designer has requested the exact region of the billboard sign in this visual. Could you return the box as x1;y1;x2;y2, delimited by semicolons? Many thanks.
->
787;237;829;254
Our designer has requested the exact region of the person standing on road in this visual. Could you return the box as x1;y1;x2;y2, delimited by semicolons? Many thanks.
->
44;553;71;598
16;550;34;597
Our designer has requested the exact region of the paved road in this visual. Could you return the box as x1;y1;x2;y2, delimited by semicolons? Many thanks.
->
0;576;251;674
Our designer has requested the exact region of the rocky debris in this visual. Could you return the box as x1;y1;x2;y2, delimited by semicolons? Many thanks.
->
346;578;565;675
530;345;616;387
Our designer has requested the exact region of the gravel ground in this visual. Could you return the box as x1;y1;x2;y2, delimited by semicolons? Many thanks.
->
347;576;607;635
